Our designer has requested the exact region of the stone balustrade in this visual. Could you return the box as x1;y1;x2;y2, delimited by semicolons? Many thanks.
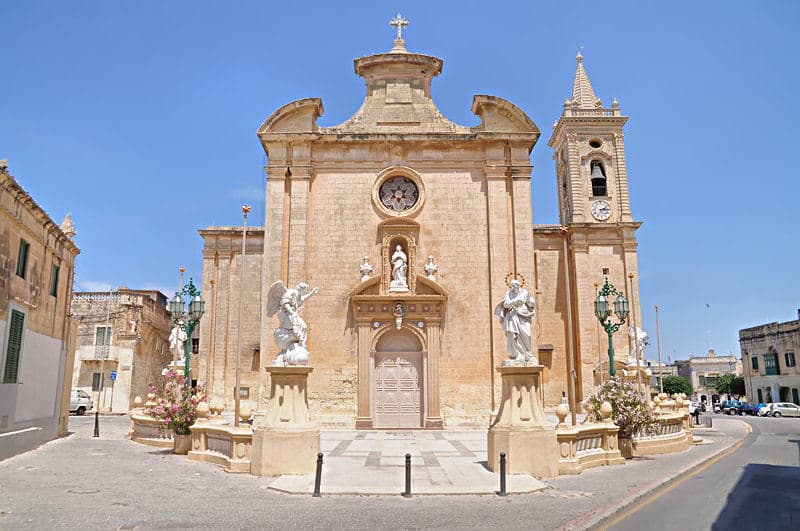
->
556;422;625;474
554;401;624;474
129;405;173;448
187;401;253;473
629;410;691;457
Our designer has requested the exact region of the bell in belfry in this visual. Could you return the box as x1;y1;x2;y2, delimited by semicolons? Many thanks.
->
590;161;605;179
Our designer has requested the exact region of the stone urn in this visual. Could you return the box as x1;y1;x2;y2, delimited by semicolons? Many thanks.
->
173;432;191;455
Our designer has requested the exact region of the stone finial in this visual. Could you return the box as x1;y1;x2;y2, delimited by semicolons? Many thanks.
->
600;401;613;422
239;402;252;424
0;159;8;171
133;396;143;409
60;213;76;239
359;256;373;282
424;256;438;281
582;401;596;424
555;403;569;428
196;401;210;421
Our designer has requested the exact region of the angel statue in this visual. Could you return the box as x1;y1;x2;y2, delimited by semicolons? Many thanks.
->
494;278;538;365
266;280;320;366
628;326;649;366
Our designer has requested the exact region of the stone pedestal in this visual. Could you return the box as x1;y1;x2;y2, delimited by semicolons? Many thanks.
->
488;365;559;478
622;362;652;397
250;366;319;476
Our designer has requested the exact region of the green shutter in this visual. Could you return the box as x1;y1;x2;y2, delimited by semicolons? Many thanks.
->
16;239;29;278
4;310;25;383
50;265;60;297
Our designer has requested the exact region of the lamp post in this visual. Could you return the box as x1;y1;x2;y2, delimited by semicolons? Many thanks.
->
169;269;206;387
594;277;630;377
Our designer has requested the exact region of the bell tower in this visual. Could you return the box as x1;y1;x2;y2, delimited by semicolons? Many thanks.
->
548;52;634;225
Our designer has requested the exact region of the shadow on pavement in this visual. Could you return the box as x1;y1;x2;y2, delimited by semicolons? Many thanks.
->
712;462;800;530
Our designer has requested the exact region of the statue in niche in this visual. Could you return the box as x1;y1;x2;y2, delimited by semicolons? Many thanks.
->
389;244;409;292
627;326;649;366
495;278;537;365
266;280;320;366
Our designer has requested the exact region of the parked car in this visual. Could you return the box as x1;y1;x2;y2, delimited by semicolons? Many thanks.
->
737;402;758;416
753;403;769;416
758;403;773;416
721;400;742;415
767;402;800;418
712;402;722;413
69;388;93;415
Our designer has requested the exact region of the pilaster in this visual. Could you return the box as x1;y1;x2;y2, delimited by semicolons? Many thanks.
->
612;133;633;222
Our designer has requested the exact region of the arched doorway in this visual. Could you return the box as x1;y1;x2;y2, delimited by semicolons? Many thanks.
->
373;330;425;429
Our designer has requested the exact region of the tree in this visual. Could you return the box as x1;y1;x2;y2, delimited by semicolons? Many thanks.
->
662;375;693;395
713;374;746;397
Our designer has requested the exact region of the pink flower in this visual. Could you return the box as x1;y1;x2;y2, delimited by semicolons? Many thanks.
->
171;404;180;412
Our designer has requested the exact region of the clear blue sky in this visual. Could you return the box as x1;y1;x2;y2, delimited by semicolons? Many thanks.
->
2;1;798;362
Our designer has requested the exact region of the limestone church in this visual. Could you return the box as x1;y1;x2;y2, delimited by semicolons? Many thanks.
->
197;25;643;429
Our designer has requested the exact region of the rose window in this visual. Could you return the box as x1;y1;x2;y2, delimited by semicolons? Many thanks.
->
380;177;419;212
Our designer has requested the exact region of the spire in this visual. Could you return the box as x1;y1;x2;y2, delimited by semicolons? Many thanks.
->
60;213;76;239
571;51;602;108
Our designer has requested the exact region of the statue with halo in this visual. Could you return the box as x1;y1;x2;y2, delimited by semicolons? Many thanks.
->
495;277;538;365
266;281;320;366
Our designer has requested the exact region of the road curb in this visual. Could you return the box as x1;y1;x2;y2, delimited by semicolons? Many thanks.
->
558;419;750;530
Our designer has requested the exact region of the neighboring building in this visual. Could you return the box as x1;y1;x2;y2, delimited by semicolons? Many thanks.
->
647;361;678;391
198;31;645;428
675;349;742;404
740;311;800;405
0;160;79;460
70;289;172;413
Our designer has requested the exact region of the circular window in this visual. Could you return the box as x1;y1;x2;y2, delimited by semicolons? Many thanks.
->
589;139;603;148
380;177;418;212
372;166;426;218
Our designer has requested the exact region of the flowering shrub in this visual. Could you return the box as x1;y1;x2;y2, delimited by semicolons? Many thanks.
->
146;369;206;435
587;377;658;438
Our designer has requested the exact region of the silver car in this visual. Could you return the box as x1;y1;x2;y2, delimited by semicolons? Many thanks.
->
767;402;800;418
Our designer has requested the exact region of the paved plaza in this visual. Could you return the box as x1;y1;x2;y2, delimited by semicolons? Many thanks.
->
0;415;752;529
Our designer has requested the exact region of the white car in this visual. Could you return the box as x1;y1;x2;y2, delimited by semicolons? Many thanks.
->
69;388;93;415
766;402;800;418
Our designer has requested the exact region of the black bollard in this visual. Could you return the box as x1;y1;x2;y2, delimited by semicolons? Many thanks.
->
498;452;507;496
402;453;412;498
312;452;323;497
93;410;100;438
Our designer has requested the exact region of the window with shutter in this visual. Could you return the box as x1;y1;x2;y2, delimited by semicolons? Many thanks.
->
16;239;30;279
3;310;25;383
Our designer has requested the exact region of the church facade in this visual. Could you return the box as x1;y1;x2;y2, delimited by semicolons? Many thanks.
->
197;32;643;429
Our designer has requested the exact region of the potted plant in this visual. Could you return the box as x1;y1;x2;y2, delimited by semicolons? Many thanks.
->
586;377;657;458
146;369;206;454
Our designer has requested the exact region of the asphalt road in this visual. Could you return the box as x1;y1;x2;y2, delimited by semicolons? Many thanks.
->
603;415;800;531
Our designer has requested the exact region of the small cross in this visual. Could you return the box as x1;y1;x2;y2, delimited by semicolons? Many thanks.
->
390;13;409;40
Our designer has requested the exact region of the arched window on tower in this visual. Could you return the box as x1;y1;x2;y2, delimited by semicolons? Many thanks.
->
590;161;607;197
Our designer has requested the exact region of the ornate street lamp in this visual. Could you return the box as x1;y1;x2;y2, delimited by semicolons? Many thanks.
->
594;277;630;377
170;269;205;386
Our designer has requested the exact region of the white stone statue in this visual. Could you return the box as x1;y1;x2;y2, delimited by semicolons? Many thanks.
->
628;326;649;365
424;256;438;281
359;256;373;283
169;325;187;359
389;244;409;292
266;280;320;366
494;279;537;365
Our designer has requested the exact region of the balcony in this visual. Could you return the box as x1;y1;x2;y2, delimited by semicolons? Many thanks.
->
78;345;120;362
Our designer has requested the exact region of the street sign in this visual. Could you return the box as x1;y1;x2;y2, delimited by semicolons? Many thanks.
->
109;370;117;381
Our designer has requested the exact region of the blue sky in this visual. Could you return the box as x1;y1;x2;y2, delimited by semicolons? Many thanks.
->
2;1;798;362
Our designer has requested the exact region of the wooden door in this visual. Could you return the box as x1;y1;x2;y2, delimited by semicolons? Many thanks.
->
373;351;423;428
